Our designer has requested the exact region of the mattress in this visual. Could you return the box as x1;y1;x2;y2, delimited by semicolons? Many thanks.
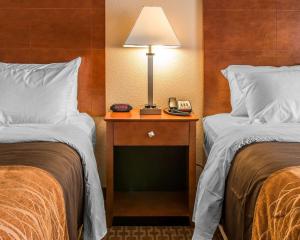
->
203;113;249;155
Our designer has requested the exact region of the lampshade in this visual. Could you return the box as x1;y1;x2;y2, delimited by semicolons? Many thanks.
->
124;6;180;48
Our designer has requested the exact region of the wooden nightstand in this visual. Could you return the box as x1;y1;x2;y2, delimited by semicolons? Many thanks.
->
105;109;199;226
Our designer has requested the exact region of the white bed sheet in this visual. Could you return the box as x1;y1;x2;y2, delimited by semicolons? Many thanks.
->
2;113;97;146
203;113;249;155
66;113;96;146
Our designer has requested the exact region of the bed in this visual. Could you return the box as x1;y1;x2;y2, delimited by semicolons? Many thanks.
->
193;1;300;240
0;60;107;240
0;115;88;240
202;114;300;240
0;1;106;239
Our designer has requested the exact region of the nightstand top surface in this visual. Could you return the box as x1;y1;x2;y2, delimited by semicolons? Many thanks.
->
105;109;199;121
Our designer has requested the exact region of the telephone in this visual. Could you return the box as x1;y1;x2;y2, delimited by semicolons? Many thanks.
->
164;97;192;116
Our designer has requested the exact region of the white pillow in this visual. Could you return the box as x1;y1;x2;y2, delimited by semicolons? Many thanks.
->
0;58;81;124
221;65;300;116
241;70;300;123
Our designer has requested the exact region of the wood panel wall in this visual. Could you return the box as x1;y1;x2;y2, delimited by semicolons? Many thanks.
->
204;0;300;115
0;0;105;116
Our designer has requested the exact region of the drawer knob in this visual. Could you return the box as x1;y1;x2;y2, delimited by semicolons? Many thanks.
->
148;131;155;138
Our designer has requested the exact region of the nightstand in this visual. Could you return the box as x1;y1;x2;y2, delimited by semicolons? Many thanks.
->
105;109;198;226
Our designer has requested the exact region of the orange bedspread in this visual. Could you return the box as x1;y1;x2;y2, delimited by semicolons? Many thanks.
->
0;166;68;240
252;166;300;240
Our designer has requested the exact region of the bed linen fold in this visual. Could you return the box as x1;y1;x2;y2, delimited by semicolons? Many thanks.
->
192;123;300;240
0;121;106;240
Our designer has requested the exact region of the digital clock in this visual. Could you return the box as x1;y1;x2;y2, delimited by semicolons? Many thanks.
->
110;104;133;112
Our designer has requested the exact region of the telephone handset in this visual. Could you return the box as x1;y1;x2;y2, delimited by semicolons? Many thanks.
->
164;97;192;116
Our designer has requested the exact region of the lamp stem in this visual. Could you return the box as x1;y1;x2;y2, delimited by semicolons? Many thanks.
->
146;45;154;107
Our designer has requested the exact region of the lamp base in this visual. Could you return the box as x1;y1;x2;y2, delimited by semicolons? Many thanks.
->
140;104;162;115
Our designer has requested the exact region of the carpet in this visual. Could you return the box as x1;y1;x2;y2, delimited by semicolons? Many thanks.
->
106;226;223;240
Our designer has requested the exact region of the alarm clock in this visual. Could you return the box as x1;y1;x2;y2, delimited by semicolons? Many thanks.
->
110;104;133;112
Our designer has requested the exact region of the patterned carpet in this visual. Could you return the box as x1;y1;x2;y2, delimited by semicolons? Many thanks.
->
106;226;223;240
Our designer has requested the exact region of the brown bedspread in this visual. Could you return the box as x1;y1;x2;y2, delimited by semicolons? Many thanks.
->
252;166;300;240
223;142;300;240
0;142;83;240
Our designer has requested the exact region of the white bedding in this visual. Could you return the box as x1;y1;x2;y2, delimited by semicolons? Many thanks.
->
193;120;300;240
0;114;106;240
66;113;96;146
221;64;300;116
0;58;81;124
241;70;300;123
203;113;249;155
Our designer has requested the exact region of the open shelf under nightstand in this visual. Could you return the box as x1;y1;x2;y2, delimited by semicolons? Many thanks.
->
114;191;189;217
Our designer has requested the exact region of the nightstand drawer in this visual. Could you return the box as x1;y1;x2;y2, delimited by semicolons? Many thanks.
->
114;122;189;146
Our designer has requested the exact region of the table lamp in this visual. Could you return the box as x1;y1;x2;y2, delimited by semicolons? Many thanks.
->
124;6;180;115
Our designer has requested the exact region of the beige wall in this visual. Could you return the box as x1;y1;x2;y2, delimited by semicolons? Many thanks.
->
96;0;204;186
